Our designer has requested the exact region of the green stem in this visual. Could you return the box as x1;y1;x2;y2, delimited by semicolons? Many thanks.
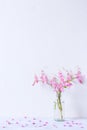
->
57;92;63;120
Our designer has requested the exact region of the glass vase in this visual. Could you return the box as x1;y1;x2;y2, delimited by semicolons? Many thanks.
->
54;92;64;121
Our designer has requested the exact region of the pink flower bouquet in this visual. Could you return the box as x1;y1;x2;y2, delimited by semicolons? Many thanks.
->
32;68;85;121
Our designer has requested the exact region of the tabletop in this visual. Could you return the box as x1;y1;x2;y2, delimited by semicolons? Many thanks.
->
0;116;87;130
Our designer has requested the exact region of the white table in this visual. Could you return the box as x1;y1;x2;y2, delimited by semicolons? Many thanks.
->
0;116;87;130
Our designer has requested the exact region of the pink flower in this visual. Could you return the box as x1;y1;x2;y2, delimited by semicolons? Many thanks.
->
58;83;64;92
77;75;84;84
40;73;48;84
58;72;64;83
32;75;39;86
76;71;84;84
50;78;57;87
49;78;64;92
67;72;73;81
64;81;72;88
50;77;56;86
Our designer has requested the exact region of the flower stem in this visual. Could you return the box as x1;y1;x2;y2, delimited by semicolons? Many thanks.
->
57;92;63;120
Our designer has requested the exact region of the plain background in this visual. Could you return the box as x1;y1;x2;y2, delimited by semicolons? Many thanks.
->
0;0;87;118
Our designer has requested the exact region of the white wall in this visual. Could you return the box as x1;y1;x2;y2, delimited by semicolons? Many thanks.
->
0;0;87;118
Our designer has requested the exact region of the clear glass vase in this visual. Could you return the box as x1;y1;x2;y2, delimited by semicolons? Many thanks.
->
54;92;64;121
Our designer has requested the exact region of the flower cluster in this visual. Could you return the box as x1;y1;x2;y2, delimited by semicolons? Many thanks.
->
32;68;85;93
